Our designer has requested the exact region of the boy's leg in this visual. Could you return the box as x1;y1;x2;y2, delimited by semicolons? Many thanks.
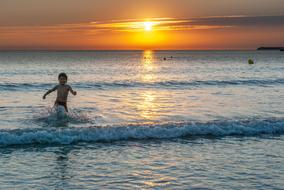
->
64;104;68;112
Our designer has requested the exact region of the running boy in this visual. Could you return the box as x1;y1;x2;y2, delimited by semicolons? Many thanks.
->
43;73;77;112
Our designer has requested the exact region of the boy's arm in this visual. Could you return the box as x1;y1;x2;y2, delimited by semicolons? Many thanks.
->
69;85;77;96
43;85;58;99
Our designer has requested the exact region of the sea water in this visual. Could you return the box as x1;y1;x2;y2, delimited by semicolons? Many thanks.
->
0;50;283;189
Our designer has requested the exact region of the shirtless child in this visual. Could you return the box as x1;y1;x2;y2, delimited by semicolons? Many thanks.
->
43;73;77;112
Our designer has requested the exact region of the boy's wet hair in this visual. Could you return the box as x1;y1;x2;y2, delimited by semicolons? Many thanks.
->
58;72;68;80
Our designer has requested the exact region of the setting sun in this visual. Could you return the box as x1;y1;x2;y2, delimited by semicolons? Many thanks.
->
144;22;153;31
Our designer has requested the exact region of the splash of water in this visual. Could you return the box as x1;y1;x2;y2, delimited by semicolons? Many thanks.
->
33;107;94;127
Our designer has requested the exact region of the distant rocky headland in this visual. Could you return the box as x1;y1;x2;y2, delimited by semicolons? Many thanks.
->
257;47;284;51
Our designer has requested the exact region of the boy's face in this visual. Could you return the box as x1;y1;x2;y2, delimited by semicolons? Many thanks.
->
58;76;67;85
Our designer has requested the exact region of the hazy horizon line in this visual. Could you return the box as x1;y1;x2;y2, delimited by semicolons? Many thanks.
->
0;48;261;52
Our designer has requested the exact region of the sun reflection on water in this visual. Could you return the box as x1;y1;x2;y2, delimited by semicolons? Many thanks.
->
140;50;157;83
120;51;172;122
143;50;153;65
136;91;158;120
136;51;158;120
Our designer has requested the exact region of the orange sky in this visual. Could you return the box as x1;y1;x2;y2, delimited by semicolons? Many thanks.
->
0;0;284;50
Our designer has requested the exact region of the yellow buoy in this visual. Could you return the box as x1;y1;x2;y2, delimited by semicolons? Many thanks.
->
248;59;254;64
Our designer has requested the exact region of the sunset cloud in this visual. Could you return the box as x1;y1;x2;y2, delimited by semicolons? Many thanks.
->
1;15;283;36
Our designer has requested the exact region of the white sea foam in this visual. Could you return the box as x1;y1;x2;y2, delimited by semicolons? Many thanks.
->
0;118;283;146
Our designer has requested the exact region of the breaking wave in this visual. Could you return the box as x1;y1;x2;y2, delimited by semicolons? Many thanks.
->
0;118;283;146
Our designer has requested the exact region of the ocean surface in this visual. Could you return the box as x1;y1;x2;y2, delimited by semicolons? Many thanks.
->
0;50;283;189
